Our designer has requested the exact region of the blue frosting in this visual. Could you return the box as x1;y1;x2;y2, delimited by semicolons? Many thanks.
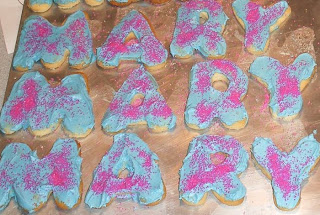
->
102;66;176;133
251;133;320;210
85;133;165;208
28;0;80;11
232;0;290;54
0;139;82;213
179;135;249;205
97;10;168;68
0;71;95;137
185;60;248;130
28;0;52;6
13;11;95;71
170;0;228;58
249;53;316;119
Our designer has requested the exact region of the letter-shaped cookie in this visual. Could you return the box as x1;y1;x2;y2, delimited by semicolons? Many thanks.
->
232;0;291;54
85;0;169;7
97;10;167;70
27;0;80;12
0;72;95;137
185;60;248;130
179;135;249;206
251;133;320;210
0;139;82;213
85;133;165;208
13;11;95;71
249;53;316;121
170;0;228;59
101;66;176;133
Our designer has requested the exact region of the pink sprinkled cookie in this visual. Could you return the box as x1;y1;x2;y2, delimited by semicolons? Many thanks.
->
0;139;82;213
85;133;165;208
185;60;248;130
170;0;228;59
252;133;320;210
101;66;176;133
13;11;95;71
249;53;316;121
179;135;249;206
0;71;95;138
232;0;291;54
97;10;167;70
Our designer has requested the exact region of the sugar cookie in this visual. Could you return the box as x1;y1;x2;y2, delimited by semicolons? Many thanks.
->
170;0;228;59
13;11;95;71
102;66;176;133
179;135;249;206
185;60;248;130
249;53;316;121
232;0;291;54
0;139;82;213
252;133;320;210
97;10;167;70
0;72;94;138
85;133;165;208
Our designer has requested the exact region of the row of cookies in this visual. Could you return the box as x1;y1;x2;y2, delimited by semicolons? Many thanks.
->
1;53;316;138
1;132;319;212
15;0;291;71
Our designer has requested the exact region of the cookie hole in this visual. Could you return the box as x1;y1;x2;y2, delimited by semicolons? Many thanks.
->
199;11;209;25
131;94;145;107
125;32;139;45
118;168;130;179
210;152;229;165
211;73;229;92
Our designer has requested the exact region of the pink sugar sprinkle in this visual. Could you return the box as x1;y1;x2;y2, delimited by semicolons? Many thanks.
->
49;169;68;187
196;101;214;123
212;60;238;80
246;28;260;46
92;170;148;195
151;103;172;118
0;170;10;188
122;106;142;119
266;147;294;198
226;89;242;107
196;72;210;94
246;3;260;24
130;79;151;93
91;170;108;193
35;22;51;37
176;31;196;46
24;172;41;191
48;156;71;188
10;79;38;122
184;164;234;191
138;150;152;168
109;99;121;111
277;69;300;112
